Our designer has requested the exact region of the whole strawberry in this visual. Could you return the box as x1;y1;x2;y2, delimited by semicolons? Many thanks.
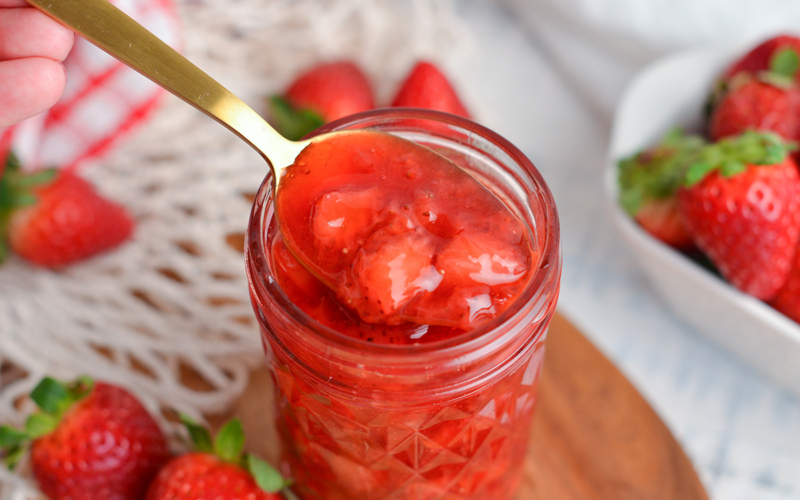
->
709;75;800;142
677;131;800;300
146;415;291;500
0;377;170;500
391;61;471;118
710;43;800;142
617;128;706;249
771;246;800;323
0;153;134;267
269;61;374;140
723;35;800;82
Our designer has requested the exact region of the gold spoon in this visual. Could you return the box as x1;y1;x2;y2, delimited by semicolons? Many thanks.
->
23;0;327;190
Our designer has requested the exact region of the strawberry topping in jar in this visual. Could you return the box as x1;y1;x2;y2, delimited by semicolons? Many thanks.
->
245;108;561;500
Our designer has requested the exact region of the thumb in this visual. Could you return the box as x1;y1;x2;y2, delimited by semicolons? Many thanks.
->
0;57;65;128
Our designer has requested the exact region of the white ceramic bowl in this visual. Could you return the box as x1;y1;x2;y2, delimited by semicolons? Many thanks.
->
605;45;800;398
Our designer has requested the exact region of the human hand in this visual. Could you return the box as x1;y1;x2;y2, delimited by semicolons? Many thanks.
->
0;0;74;128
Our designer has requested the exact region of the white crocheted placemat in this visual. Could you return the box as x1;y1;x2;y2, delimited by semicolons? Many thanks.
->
0;0;473;496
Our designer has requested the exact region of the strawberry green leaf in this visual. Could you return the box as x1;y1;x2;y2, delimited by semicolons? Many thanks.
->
765;143;788;164
770;48;800;78
661;126;688;146
12;192;37;207
213;418;245;463
685;162;714;186
618;187;644;217
179;413;213;453
268;96;326;141
25;413;59;439
3;444;26;470
0;426;28;448
246;453;290;493
30;377;70;414
720;160;746;177
15;168;57;189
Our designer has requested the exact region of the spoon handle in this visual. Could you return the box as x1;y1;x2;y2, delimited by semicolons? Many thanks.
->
25;0;300;169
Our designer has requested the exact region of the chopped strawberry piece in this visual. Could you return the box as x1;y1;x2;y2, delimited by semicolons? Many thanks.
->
400;232;530;329
408;285;498;329
278;132;474;281
345;230;439;324
436;232;528;287
272;234;461;344
311;188;390;266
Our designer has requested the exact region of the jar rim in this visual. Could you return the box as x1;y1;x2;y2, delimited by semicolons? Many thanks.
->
245;107;560;357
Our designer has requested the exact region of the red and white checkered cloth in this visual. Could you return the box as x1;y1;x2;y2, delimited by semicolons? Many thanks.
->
0;0;181;172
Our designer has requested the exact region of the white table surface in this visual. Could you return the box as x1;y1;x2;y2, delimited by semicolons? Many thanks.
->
459;2;800;498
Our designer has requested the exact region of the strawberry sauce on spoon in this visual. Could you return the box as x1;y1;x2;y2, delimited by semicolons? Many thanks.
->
275;132;535;338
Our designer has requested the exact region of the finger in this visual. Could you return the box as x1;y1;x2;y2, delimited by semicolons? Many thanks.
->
0;58;66;128
0;0;26;7
0;8;74;61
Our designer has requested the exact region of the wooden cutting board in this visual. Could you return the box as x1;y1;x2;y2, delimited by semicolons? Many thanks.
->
218;312;710;500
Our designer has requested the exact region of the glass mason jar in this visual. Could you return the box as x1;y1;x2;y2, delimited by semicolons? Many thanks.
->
245;108;561;500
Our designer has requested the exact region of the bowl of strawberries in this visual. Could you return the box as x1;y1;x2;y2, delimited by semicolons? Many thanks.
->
606;35;800;397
